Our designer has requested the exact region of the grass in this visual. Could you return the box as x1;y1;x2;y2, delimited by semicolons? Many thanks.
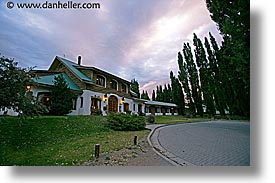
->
154;115;210;124
154;115;249;124
0;116;149;166
0;114;249;166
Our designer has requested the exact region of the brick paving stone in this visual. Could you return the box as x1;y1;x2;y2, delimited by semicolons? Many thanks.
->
150;121;250;166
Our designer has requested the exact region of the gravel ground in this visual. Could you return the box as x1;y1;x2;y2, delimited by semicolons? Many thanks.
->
82;134;173;166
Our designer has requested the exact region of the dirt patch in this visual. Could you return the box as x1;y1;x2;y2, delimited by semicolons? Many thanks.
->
82;134;173;166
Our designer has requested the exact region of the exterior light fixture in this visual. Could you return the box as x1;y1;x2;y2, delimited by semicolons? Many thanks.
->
26;85;31;91
102;94;108;102
120;97;125;105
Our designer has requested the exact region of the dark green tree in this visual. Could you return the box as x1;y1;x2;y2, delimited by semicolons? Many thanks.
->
204;33;226;116
0;57;29;111
0;56;45;118
206;0;250;116
156;85;164;102
130;79;140;98
152;90;156;101
141;90;150;100
163;84;169;102
170;71;185;115
167;84;172;103
193;33;215;116
156;85;160;101
159;85;163;102
182;43;203;116
177;52;195;114
49;74;76;116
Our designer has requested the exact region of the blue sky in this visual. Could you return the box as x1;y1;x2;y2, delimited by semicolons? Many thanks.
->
0;0;222;95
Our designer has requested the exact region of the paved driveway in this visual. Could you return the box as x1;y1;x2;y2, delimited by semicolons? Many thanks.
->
149;121;250;166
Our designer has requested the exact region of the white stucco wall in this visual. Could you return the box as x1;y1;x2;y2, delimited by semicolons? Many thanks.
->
0;108;19;116
73;90;104;115
1;87;178;116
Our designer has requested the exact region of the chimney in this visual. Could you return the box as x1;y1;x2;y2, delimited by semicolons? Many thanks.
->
77;55;81;65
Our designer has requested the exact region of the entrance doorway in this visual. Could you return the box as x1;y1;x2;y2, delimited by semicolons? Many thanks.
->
108;95;118;113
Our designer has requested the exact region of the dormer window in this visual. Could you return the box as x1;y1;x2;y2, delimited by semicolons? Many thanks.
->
96;75;106;87
110;79;118;90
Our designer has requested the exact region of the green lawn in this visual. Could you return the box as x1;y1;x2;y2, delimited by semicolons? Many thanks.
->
154;115;249;124
0;116;149;166
155;115;211;124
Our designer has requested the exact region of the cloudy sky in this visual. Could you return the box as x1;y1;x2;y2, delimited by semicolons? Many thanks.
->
0;0;222;96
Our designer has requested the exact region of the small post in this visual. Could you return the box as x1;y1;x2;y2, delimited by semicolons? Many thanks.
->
95;144;100;158
134;136;138;145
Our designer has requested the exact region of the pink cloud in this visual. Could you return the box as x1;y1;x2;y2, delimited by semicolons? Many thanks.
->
0;0;222;95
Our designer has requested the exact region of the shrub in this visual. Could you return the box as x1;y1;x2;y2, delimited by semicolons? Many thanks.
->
107;113;146;131
91;108;102;115
146;114;155;124
138;111;145;116
125;110;132;115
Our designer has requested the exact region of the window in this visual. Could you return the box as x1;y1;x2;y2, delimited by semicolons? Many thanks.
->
72;98;77;110
138;104;142;113
121;84;127;93
110;80;118;90
80;97;84;108
133;104;136;111
91;98;101;110
124;103;129;112
156;107;161;113
96;75;106;87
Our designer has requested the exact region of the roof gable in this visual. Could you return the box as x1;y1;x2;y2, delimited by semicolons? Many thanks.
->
49;56;93;83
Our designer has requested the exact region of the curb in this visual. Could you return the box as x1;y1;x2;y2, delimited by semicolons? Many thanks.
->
146;124;186;166
147;121;249;166
146;123;204;166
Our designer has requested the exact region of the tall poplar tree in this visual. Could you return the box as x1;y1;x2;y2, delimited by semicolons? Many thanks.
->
206;0;250;116
167;84;172;103
170;71;185;115
130;79;140;98
177;52;195;114
141;90;150;100
156;85;160;101
152;90;156;101
204;33;227;116
193;33;215;116
182;43;203;116
159;85;163;102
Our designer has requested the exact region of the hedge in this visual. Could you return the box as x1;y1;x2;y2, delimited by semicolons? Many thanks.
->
107;113;146;131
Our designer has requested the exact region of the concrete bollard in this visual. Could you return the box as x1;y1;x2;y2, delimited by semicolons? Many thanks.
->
134;136;138;145
95;144;100;158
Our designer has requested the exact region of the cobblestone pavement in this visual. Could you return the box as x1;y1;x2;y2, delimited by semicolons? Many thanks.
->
149;121;250;166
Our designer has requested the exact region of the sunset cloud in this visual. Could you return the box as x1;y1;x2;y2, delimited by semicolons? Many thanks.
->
0;0;222;98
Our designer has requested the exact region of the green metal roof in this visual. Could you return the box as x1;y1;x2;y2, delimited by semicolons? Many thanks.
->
56;56;93;82
133;98;177;107
144;100;177;107
33;73;81;91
